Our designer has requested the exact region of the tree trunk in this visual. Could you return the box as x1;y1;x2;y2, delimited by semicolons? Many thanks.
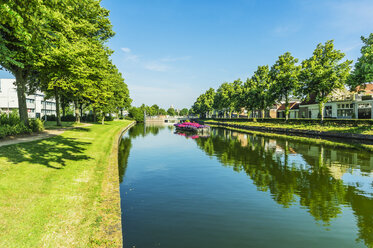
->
319;102;324;123
74;101;80;123
93;108;97;123
101;113;105;125
247;110;252;119
261;109;265;119
14;69;29;126
54;87;62;126
285;98;290;122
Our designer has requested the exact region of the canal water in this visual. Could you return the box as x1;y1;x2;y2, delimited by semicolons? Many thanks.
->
118;124;373;248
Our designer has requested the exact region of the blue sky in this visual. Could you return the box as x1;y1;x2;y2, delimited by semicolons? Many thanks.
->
1;0;372;109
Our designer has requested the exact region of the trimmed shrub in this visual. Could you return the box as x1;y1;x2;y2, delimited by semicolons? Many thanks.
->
0;123;32;139
29;119;44;132
44;115;57;121
61;114;75;122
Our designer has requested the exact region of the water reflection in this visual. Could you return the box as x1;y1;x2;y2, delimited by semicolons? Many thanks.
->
118;124;168;182
194;128;373;247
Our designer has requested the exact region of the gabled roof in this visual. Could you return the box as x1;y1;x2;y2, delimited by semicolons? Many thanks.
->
300;94;317;105
354;83;373;95
278;102;299;111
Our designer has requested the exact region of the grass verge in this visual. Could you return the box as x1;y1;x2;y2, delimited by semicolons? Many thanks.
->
0;120;133;247
204;119;373;135
208;124;373;151
43;121;86;130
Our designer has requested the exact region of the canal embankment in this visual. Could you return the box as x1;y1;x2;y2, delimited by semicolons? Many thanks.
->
0;120;133;248
202;119;373;148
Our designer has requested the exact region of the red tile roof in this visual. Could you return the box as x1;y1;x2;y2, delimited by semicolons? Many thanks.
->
354;83;373;95
277;102;299;111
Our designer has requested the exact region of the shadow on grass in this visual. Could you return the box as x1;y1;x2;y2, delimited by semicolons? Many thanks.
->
0;135;92;169
68;127;91;132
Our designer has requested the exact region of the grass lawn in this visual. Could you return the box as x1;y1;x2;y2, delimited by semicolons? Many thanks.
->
0;120;133;247
205;120;373;135
43;121;85;130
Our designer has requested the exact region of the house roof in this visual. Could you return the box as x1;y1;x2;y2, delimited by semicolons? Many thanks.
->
277;102;299;111
300;94;317;105
354;83;373;95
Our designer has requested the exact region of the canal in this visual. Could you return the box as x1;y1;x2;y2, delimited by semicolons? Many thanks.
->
118;124;373;248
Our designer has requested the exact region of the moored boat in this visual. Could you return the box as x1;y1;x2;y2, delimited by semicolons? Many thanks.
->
174;122;210;133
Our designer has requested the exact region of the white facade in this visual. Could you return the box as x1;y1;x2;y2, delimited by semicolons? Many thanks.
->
0;78;56;118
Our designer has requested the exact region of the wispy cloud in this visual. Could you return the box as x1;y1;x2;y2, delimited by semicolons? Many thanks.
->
121;47;131;53
342;42;362;53
325;0;373;33
125;54;140;62
273;24;300;36
160;56;191;62
120;47;140;62
144;62;170;72
120;47;189;72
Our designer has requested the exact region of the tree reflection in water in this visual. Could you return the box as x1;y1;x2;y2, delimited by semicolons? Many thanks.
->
119;125;373;247
118;124;168;183
194;128;373;247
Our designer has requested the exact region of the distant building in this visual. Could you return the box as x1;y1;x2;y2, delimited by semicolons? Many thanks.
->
299;85;373;119
276;102;300;118
0;78;56;118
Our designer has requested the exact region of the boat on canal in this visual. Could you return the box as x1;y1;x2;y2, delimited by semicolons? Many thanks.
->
174;122;210;134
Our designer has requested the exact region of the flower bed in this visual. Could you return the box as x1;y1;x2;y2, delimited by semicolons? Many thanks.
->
174;122;209;130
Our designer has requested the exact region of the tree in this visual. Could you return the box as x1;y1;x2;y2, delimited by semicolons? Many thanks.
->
128;107;144;122
167;107;176;116
179;108;189;116
0;1;54;125
192;88;215;118
299;40;352;121
0;0;115;125
270;52;301;121
214;82;236;118
158;108;167;115
241;78;257;118
242;66;273;119
347;33;373;90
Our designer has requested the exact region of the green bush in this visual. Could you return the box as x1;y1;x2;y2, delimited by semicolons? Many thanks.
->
61;115;76;122
128;107;144;122
0;123;32;139
29;119;44;132
0;111;21;126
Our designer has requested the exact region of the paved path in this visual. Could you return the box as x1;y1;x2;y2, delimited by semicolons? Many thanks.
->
0;123;92;147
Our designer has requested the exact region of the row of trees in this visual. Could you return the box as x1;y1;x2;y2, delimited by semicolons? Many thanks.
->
193;34;373;121
128;104;190;122
0;0;132;126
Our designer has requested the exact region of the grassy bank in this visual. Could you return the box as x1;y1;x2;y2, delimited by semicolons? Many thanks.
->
43;121;83;129
0;120;133;247
208;124;373;151
204;119;373;135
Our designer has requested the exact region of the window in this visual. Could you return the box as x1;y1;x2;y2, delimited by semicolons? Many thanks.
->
325;106;332;117
358;103;372;109
26;99;35;104
337;109;353;117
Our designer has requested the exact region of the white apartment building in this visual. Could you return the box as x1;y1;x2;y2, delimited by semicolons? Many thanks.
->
0;78;56;118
